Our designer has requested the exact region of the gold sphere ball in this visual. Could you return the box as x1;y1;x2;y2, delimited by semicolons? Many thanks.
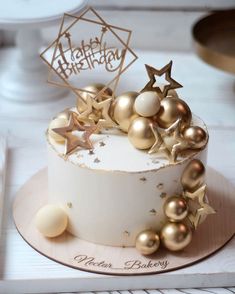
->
135;229;160;255
155;97;192;129
183;126;208;149
48;117;68;143
181;159;205;192
56;108;71;121
112;91;139;132
164;196;188;222
128;117;155;149
77;83;113;113
161;222;192;251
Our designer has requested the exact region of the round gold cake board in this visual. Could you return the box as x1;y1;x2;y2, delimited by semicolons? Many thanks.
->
193;10;235;74
13;167;235;276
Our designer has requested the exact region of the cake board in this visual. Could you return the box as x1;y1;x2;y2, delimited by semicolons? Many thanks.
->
13;167;235;276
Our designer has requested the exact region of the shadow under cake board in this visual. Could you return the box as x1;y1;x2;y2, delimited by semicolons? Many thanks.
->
13;167;235;276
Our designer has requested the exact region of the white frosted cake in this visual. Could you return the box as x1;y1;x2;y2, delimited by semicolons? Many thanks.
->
35;62;215;255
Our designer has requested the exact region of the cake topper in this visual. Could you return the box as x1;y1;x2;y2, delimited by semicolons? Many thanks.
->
40;6;138;102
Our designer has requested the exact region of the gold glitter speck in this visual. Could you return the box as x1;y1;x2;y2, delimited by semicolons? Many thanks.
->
149;209;157;215
94;157;101;163
157;183;164;190
123;230;130;237
160;192;167;198
140;177;147;182
67;202;72;208
99;141;106;147
88;150;94;155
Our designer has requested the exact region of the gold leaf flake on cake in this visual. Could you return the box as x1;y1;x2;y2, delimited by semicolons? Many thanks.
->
157;183;164;190
160;192;167;199
123;230;130;237
88;150;95;155
67;202;72;208
94;157;101;163
99;141;106;147
139;177;147;182
149;209;157;215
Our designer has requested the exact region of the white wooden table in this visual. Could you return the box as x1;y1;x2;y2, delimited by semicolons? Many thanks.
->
0;48;234;293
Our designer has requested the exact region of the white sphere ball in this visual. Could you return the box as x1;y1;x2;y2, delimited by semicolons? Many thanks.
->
48;117;68;142
134;91;160;117
35;205;68;238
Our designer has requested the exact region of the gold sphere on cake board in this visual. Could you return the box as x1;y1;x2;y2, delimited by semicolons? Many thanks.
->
161;222;192;251
183;126;208;149
128;117;155;149
135;229;160;255
77;83;113;113
111;91;139;132
164;196;188;221
155;97;192;130
48;117;69;143
181;159;205;192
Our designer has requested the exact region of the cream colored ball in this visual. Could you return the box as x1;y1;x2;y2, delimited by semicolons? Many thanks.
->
48;117;68;143
35;205;68;238
134;91;161;117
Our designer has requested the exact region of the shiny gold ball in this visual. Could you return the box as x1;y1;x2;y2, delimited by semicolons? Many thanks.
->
164;196;188;222
135;229;160;255
161;222;192;251
48;117;68;143
128;117;155;149
154;97;192;129
56;108;71;121
112;91;139;132
77;83;113;113
181;159;205;192
183;126;208;149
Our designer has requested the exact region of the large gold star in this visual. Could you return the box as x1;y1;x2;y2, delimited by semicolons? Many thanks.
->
148;119;181;163
52;112;96;155
141;61;183;99
184;185;216;229
78;95;117;132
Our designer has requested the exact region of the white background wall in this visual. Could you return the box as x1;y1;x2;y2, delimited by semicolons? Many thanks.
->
1;0;235;51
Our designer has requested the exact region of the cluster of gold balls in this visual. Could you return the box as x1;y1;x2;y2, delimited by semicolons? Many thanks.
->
135;158;206;255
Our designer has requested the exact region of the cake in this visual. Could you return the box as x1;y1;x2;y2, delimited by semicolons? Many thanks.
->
36;8;215;256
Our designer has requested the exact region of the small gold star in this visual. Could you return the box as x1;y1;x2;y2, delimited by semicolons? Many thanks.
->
149;209;157;215
148;120;180;162
94;157;101;163
160;192;167;199
184;185;216;229
78;95;117;132
140;177;147;181
52;112;96;155
141;61;183;99
99;141;106;147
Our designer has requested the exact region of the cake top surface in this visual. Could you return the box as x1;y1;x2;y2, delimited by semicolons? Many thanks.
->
48;113;208;173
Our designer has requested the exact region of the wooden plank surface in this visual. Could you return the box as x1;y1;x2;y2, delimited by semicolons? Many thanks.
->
0;48;235;293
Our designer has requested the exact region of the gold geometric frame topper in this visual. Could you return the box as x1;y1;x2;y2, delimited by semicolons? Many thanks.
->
40;6;138;102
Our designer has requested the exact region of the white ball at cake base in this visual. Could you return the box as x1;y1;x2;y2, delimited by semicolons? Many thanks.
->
35;204;68;238
134;91;160;117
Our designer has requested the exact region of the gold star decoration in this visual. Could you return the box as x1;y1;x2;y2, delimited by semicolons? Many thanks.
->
52;112;96;155
78;95;117;132
141;61;183;99
148;119;181;163
183;185;216;229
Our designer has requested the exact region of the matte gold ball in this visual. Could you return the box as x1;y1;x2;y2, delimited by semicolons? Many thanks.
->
128;117;155;149
48;117;68;142
161;222;192;251
164;196;188;221
112;91;139;132
181;159;205;192
135;230;160;255
183;126;208;148
35;205;68;238
77;83;113;113
155;97;192;129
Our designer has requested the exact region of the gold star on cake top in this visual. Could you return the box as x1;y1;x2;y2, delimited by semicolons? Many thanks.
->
52;112;96;155
78;95;117;132
141;61;183;99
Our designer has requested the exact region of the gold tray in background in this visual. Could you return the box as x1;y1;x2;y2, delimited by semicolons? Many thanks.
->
192;10;235;74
